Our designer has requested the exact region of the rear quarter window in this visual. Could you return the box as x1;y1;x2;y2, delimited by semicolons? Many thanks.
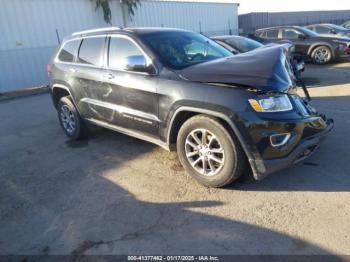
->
57;40;81;62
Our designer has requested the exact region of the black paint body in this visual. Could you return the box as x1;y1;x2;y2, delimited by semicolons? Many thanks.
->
49;28;333;180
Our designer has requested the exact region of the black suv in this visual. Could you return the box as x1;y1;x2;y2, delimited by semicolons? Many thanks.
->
49;27;333;187
305;24;350;38
250;26;350;64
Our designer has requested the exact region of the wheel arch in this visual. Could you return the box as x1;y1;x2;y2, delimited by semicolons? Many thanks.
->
308;43;335;58
51;84;79;110
166;107;254;162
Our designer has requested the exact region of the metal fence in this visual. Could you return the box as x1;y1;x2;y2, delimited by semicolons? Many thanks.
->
239;10;350;35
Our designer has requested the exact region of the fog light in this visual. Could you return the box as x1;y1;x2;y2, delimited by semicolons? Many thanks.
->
270;133;291;147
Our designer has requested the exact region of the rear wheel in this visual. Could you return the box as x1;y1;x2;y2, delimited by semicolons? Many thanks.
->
57;96;88;140
311;46;332;64
177;115;246;187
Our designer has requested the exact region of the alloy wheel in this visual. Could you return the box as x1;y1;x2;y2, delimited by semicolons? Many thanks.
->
60;105;76;134
185;128;225;176
314;48;330;64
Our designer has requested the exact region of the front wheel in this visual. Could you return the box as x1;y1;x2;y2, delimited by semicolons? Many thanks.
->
176;115;246;188
311;46;332;64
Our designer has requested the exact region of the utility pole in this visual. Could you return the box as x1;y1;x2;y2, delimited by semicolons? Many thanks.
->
121;0;127;28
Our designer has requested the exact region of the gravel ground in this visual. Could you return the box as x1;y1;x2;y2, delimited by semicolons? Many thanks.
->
0;61;349;256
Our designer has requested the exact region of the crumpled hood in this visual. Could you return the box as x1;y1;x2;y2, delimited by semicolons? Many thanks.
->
179;44;295;93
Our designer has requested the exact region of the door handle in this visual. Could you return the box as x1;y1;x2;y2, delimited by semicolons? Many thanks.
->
69;68;77;73
103;73;115;80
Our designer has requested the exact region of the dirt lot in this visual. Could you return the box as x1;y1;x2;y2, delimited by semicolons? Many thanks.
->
0;61;350;255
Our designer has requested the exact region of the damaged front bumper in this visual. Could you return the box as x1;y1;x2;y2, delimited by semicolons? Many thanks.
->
249;118;334;180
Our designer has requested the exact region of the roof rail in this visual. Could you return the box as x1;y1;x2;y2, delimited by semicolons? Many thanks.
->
72;27;121;36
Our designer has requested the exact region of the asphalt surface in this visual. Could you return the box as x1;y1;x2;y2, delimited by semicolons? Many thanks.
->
0;62;350;255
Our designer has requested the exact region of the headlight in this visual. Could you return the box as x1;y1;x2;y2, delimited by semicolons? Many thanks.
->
248;95;293;112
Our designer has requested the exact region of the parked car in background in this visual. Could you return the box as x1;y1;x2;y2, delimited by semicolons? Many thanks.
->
305;24;350;38
49;27;333;188
342;20;350;29
250;26;350;64
211;35;264;54
211;35;305;79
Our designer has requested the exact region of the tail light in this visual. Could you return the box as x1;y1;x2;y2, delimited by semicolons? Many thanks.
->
47;64;52;77
344;45;350;54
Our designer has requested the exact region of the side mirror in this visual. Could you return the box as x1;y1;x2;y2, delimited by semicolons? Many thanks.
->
125;55;153;74
330;29;337;34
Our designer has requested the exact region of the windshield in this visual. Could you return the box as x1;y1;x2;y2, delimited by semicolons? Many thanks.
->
224;37;263;52
342;21;350;29
299;27;319;37
141;31;233;69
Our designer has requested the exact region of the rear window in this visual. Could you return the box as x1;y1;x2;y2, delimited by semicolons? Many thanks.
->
282;29;303;39
266;29;279;39
315;26;331;34
78;37;105;66
58;40;81;62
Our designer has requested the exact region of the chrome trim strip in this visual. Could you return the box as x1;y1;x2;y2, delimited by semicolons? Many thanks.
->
270;133;291;147
86;118;169;151
80;98;160;122
72;27;121;36
54;35;107;65
55;34;158;76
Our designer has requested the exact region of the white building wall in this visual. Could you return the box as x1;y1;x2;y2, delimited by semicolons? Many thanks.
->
0;0;123;92
127;0;239;36
0;0;238;92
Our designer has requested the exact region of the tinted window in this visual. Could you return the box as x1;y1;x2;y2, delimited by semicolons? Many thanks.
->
141;31;232;69
299;27;319;37
329;24;347;31
282;29;303;39
108;37;144;69
224;37;263;52
265;29;279;39
58;40;80;62
78;37;105;66
315;26;331;34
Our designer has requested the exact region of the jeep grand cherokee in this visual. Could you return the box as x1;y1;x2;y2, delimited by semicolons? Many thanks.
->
48;27;333;187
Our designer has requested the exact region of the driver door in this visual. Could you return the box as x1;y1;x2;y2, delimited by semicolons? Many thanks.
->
98;35;159;137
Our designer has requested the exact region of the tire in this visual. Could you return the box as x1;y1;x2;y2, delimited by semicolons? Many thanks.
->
311;46;332;64
57;96;88;140
176;115;246;188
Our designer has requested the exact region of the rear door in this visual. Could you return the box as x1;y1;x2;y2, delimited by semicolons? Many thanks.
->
258;29;280;44
280;28;309;55
98;34;159;137
73;36;107;120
